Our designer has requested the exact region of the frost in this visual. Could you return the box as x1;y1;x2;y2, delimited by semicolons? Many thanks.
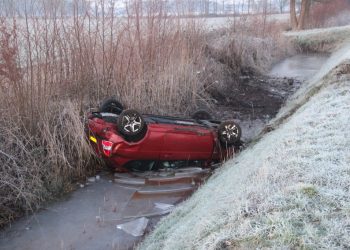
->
138;40;350;249
154;203;175;211
285;24;350;38
117;217;149;237
87;177;96;182
272;42;350;126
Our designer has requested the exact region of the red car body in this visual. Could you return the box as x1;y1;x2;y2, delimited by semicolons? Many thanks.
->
86;112;239;172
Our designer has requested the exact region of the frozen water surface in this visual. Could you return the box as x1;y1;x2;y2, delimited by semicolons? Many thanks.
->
269;54;329;81
0;170;208;250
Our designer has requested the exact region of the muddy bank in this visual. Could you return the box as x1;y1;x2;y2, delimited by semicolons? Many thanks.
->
207;53;329;142
208;74;301;142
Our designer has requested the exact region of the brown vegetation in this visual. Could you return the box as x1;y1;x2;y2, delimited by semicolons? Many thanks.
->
0;2;207;227
0;1;288;228
310;0;350;28
290;0;350;30
0;1;209;228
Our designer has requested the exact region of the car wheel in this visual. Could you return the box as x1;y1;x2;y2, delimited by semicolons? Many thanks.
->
218;121;241;145
100;98;124;114
191;110;212;120
117;109;147;140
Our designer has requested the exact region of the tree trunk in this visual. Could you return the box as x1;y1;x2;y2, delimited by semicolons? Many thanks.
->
205;0;209;15
297;0;311;30
290;0;298;30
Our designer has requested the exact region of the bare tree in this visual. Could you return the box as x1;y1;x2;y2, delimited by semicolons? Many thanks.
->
277;0;288;13
290;0;312;30
290;0;299;29
297;0;312;29
1;0;16;17
204;0;209;15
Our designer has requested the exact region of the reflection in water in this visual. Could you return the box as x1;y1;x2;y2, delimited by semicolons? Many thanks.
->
269;54;329;81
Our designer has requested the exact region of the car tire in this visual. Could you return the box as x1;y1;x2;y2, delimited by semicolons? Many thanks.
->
218;120;241;145
117;109;147;141
191;110;212;120
100;98;124;115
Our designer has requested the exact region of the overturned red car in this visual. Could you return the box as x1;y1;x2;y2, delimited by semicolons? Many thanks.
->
86;98;242;172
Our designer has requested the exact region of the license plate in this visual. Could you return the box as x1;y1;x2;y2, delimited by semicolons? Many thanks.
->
89;136;97;143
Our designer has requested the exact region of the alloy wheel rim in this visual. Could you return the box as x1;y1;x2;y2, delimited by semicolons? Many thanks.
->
122;114;142;133
221;124;238;141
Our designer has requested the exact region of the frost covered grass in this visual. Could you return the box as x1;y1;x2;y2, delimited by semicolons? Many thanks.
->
271;42;350;129
139;43;350;249
285;25;350;53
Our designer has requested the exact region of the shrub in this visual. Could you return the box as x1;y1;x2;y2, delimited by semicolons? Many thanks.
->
310;0;350;28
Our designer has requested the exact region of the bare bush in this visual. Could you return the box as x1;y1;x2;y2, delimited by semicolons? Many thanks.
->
324;10;350;28
208;16;289;73
0;101;94;226
310;0;350;28
0;1;288;228
202;15;290;99
0;0;209;228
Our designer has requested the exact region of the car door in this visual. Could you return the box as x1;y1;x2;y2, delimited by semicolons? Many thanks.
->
160;124;214;161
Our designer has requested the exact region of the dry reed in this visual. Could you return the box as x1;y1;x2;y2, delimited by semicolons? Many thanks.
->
0;1;287;228
0;0;208;228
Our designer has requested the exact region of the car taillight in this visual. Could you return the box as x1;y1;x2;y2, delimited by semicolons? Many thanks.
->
102;140;113;157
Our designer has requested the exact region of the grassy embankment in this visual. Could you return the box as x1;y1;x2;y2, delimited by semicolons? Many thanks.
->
139;26;350;249
0;4;288;229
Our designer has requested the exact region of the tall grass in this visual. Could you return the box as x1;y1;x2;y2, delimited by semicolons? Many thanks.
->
0;1;287;228
0;0;208;228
